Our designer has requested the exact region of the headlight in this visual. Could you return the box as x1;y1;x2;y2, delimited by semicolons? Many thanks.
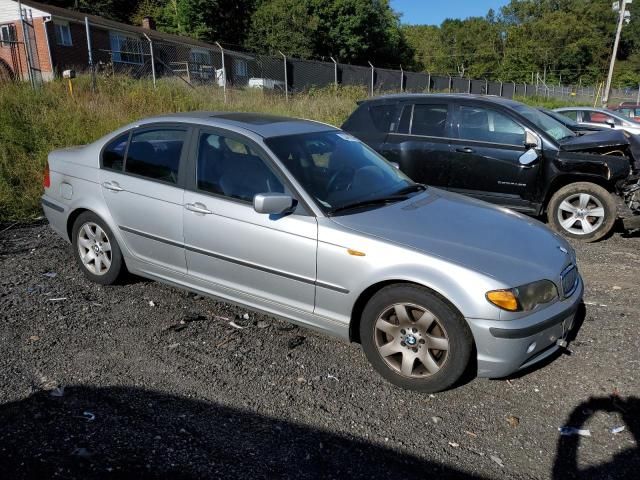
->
486;280;558;312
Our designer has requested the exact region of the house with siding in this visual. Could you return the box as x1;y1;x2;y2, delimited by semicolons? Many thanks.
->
0;0;254;85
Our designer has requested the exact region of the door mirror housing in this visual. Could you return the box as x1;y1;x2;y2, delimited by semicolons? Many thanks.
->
519;148;539;166
524;130;541;149
605;118;616;128
253;193;294;215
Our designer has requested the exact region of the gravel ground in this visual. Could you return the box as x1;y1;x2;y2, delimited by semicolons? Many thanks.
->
0;219;638;479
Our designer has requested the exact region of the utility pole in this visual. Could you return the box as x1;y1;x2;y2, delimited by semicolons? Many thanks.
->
603;0;632;106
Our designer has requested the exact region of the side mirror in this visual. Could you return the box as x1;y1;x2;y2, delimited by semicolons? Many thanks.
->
519;148;539;166
524;130;541;149
605;118;616;128
253;193;294;215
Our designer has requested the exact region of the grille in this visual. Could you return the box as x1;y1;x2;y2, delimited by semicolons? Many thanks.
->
561;265;578;298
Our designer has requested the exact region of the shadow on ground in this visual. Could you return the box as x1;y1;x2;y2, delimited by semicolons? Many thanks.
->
553;395;640;480
0;385;486;479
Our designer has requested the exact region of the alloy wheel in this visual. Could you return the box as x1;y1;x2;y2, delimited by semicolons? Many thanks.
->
557;193;605;235
374;303;449;378
77;222;112;276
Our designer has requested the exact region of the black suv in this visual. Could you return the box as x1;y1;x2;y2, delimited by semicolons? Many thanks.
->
342;94;632;241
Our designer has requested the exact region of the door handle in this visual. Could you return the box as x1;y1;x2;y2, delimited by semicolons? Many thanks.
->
455;147;474;154
185;202;213;215
102;181;123;192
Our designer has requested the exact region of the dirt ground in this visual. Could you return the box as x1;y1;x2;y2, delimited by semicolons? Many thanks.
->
0;219;638;479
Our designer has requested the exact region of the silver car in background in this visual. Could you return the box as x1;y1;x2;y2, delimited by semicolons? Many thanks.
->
554;106;640;136
42;113;583;392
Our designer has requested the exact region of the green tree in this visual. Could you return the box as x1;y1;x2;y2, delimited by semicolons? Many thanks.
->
245;0;319;58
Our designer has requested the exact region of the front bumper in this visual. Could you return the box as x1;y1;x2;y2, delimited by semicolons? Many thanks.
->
467;276;584;378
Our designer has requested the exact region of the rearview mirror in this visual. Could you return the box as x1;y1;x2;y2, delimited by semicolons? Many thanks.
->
253;193;294;215
519;148;539;166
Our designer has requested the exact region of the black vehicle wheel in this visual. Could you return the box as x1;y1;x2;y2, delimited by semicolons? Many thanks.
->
547;182;617;242
72;212;124;285
360;284;473;393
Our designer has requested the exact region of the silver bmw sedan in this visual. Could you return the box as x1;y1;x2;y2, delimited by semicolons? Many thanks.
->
41;112;583;392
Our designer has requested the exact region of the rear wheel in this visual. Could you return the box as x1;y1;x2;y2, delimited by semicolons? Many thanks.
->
547;182;617;242
72;212;123;285
360;284;473;393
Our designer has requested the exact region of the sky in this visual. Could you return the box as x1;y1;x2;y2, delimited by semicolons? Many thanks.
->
390;0;511;26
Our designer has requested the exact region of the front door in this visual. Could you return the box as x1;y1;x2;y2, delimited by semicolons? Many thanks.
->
380;102;453;187
448;104;540;211
99;125;190;273
182;129;317;313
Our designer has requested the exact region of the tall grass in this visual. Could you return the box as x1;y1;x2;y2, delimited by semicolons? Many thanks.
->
0;76;365;220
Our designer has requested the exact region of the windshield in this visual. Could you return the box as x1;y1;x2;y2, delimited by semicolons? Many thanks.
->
265;131;416;214
512;104;576;141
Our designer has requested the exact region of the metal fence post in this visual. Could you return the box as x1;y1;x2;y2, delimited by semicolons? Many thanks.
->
448;75;452;93
500;81;503;97
368;61;374;96
279;50;288;100
143;33;156;89
330;56;338;91
468;77;471;93
426;72;431;93
485;78;488;95
216;42;227;103
84;17;96;91
524;82;527;97
400;64;404;92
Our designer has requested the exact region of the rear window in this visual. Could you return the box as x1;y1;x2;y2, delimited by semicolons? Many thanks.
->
369;104;397;132
125;129;186;184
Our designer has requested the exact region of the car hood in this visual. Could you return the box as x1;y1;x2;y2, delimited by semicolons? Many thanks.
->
559;130;629;151
330;189;573;287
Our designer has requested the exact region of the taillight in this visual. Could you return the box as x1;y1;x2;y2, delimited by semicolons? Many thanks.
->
43;162;51;189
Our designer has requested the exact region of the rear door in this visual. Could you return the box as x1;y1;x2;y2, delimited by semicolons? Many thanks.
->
448;103;540;211
182;128;317;313
379;101;453;187
99;124;190;273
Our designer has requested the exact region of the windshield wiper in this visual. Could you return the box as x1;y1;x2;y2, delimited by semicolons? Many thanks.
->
393;183;427;195
328;195;409;216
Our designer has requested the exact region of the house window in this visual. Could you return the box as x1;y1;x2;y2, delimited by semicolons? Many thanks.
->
0;24;16;46
190;49;211;66
54;22;72;46
233;59;248;77
109;32;144;64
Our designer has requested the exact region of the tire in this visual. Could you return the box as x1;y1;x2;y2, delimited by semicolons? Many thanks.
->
359;284;473;393
547;182;617;242
71;211;124;285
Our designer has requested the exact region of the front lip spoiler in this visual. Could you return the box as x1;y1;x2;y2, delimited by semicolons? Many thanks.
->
489;303;580;339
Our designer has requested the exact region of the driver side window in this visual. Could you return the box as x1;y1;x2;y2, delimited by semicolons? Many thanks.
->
458;106;525;145
196;132;284;203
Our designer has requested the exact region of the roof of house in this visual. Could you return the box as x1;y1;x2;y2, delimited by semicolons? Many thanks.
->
21;0;242;54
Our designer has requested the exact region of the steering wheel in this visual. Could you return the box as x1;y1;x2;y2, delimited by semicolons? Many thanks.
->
326;167;355;193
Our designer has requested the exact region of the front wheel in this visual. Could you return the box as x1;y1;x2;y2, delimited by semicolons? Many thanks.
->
360;284;473;393
547;182;617;242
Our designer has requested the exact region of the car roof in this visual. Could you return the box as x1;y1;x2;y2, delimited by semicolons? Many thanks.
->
359;93;524;108
135;112;338;138
555;107;612;112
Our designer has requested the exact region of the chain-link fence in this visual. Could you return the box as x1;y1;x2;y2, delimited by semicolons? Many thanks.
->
8;10;637;106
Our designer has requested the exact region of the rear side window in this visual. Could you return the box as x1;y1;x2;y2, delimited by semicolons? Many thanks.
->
369;104;397;132
411;104;448;137
125;129;186;184
559;110;578;121
102;133;129;171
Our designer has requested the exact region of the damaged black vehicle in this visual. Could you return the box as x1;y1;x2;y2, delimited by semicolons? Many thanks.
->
342;94;638;241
